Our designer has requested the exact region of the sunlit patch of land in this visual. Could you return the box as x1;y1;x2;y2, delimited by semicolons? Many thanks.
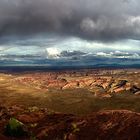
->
0;69;140;139
0;69;140;114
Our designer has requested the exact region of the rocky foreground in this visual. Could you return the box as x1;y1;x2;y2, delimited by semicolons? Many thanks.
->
0;105;140;140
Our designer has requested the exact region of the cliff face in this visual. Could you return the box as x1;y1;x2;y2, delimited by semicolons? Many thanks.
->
14;73;140;96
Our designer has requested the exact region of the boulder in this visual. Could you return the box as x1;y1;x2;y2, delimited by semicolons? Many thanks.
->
62;81;79;89
102;82;110;89
113;87;126;93
115;80;127;87
79;81;86;88
135;91;140;95
84;79;94;86
130;85;140;93
17;112;45;123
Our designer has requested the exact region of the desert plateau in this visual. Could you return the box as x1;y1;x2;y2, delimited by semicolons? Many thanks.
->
0;69;139;140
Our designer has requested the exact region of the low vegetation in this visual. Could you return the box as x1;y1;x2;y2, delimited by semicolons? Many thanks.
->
4;118;27;137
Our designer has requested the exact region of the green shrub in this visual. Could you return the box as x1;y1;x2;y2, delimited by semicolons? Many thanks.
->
4;118;27;137
71;123;80;133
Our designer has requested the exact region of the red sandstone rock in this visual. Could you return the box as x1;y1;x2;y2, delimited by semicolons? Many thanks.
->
62;81;79;89
17;112;45;123
36;110;140;140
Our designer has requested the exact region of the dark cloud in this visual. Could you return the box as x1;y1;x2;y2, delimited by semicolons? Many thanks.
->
0;50;140;68
60;51;86;57
0;0;140;41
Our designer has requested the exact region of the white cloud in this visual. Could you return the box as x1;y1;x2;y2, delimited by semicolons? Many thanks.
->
95;51;140;58
46;47;60;59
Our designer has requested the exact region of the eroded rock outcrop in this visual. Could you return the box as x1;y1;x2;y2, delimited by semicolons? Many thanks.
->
12;72;140;95
0;106;140;140
35;110;140;140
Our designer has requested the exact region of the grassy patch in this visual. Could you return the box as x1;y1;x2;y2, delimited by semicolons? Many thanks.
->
4;118;28;137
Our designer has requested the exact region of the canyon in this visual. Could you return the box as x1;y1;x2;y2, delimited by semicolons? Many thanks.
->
0;69;140;139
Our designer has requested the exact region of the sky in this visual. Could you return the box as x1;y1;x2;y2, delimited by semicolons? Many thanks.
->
0;0;140;67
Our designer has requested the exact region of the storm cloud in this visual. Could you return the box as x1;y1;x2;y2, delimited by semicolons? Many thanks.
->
0;0;140;41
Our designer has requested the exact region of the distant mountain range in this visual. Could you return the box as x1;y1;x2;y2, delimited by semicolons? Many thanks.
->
0;50;139;71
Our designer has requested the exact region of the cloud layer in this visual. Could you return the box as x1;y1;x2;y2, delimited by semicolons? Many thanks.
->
0;0;140;41
0;50;140;68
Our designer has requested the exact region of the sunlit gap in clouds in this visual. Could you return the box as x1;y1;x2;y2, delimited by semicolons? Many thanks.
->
0;34;140;67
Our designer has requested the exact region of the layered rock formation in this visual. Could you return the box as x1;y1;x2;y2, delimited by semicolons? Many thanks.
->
14;73;140;96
